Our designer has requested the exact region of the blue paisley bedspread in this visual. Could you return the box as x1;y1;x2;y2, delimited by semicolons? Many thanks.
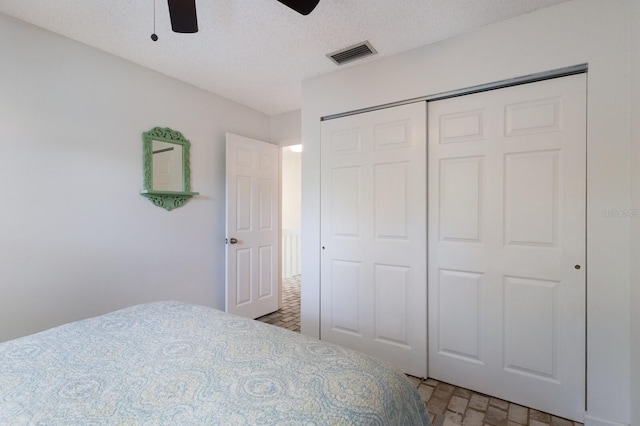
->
0;301;430;425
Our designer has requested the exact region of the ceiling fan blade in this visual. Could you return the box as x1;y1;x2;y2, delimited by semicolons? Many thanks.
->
276;0;320;16
167;0;198;33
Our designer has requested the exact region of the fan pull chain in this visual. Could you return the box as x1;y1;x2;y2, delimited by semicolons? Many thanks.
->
151;0;158;41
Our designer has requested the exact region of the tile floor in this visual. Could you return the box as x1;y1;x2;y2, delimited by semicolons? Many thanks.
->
256;275;583;426
255;275;301;332
407;376;583;426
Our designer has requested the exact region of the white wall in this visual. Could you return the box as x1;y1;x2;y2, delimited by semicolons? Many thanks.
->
0;13;271;343
630;1;640;425
271;109;302;146
281;148;302;231
301;1;633;425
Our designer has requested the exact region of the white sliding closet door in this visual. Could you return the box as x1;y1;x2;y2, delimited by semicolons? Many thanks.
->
320;102;427;378
428;74;586;421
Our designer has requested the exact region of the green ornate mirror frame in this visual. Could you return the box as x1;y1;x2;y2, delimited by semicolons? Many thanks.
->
140;127;199;211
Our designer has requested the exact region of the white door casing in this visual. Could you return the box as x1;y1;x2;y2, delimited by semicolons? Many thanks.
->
427;75;586;420
320;102;427;378
225;133;280;319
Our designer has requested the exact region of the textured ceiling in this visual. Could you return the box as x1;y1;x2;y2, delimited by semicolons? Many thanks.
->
0;0;569;115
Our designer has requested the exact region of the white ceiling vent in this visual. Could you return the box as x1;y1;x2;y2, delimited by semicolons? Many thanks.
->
327;41;377;65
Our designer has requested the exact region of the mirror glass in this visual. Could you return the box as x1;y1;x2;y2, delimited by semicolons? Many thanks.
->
141;126;193;194
152;140;183;191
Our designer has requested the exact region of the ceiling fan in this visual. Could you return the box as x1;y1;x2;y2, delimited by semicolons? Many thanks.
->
166;0;320;33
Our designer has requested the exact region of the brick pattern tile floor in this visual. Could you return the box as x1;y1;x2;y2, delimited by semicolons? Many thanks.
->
255;274;300;332
406;377;584;426
256;275;584;426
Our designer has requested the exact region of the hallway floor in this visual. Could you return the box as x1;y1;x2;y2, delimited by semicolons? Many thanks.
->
256;275;584;426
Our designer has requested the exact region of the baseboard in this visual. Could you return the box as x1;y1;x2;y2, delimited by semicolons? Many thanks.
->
584;413;629;426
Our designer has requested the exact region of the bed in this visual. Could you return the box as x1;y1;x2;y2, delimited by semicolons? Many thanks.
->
0;301;430;425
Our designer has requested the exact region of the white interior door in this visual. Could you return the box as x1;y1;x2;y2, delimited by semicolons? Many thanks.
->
225;133;279;319
428;74;586;421
320;102;427;378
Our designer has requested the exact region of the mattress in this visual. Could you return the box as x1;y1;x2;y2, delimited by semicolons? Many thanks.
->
0;301;430;425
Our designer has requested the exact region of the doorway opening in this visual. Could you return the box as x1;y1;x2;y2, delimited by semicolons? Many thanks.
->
281;144;302;280
256;143;302;332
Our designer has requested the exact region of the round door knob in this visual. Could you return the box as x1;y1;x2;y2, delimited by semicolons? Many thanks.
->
229;238;238;244
575;265;581;270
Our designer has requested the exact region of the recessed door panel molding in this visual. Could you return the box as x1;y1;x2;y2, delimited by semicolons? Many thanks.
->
330;167;361;238
236;175;252;232
321;101;427;378
258;246;273;299
428;74;586;421
437;269;483;363
258;178;273;230
331;128;362;154
375;162;408;240
439;109;485;144
374;119;411;150
504;276;558;381
504;150;559;247
235;248;252;306
259;152;274;171
236;148;253;168
505;97;562;137
330;260;361;336
374;264;410;347
439;157;484;242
